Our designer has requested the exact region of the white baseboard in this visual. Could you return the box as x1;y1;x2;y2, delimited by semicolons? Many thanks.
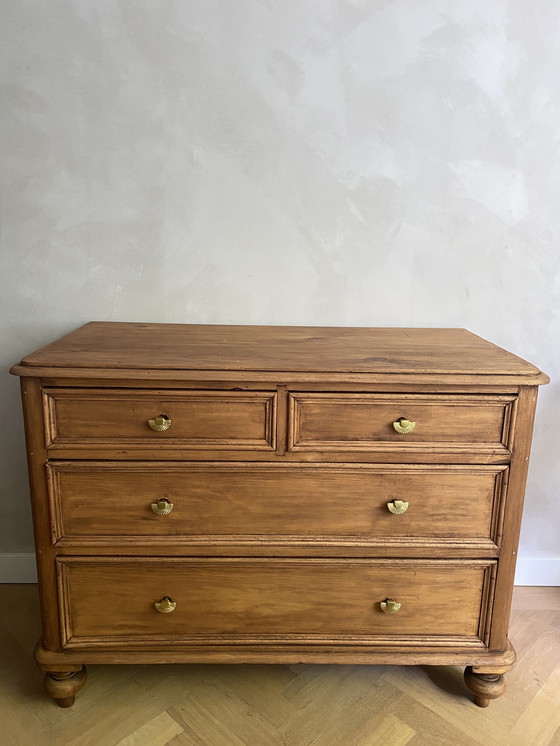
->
0;554;559;586
514;558;560;586
0;554;37;583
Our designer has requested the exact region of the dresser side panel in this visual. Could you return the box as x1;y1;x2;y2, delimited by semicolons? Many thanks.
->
489;385;539;650
20;378;61;650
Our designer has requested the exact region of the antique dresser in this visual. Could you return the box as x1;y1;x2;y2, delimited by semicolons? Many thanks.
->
10;323;548;708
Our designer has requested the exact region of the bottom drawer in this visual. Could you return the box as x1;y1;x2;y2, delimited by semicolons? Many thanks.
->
57;558;495;648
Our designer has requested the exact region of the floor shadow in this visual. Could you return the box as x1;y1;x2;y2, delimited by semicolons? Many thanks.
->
420;664;469;698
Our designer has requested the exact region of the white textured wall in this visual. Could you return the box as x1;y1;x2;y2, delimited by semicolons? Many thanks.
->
1;1;558;575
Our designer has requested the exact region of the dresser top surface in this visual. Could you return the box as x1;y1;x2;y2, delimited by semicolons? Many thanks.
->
11;322;547;383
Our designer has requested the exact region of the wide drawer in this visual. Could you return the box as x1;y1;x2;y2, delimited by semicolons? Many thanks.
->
57;558;495;647
288;393;515;454
47;462;506;551
43;389;277;452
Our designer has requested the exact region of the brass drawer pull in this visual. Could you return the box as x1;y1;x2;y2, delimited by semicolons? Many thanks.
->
151;498;174;516
380;598;401;614
148;414;172;432
387;500;409;515
392;417;416;434
155;596;176;614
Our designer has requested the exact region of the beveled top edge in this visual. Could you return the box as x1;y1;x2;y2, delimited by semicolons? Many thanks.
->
10;321;548;381
8;365;551;387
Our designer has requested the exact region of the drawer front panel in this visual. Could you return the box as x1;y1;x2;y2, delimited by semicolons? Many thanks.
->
44;389;276;451
58;558;494;647
289;393;515;452
48;462;505;546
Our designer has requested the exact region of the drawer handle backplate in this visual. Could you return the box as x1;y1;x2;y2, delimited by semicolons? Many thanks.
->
155;596;176;613
380;598;401;614
387;500;409;515
148;414;172;432
392;417;416;434
151;498;174;515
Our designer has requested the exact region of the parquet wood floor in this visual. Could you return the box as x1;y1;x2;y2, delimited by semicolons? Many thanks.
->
1;585;558;746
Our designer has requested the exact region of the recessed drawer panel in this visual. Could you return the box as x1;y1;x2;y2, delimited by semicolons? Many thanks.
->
47;462;506;551
289;393;515;454
44;389;276;452
57;558;495;647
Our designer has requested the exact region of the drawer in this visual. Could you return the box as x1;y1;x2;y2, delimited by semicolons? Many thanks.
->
47;462;506;551
57;558;495;647
43;389;277;452
288;393;515;454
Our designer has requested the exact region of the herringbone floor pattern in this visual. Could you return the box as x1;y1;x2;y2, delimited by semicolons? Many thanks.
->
1;585;559;746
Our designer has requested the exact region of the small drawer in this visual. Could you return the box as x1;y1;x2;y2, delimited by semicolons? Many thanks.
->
288;393;515;454
43;388;276;452
57;558;495;647
47;462;506;552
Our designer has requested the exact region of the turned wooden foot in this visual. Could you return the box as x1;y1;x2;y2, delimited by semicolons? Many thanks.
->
464;666;506;707
43;666;87;708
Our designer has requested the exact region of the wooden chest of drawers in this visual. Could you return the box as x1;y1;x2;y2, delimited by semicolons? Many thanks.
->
11;323;548;708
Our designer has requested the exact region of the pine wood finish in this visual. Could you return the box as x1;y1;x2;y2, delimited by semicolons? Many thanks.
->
288;393;514;447
44;389;277;452
57;558;494;646
47;462;506;547
10;323;548;709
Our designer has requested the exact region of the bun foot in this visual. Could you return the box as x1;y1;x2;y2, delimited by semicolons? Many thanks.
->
44;666;87;708
464;666;506;707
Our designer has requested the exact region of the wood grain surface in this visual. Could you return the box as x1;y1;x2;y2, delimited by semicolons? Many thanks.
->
11;322;547;380
289;393;514;449
56;558;494;646
47;461;505;546
44;389;277;450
